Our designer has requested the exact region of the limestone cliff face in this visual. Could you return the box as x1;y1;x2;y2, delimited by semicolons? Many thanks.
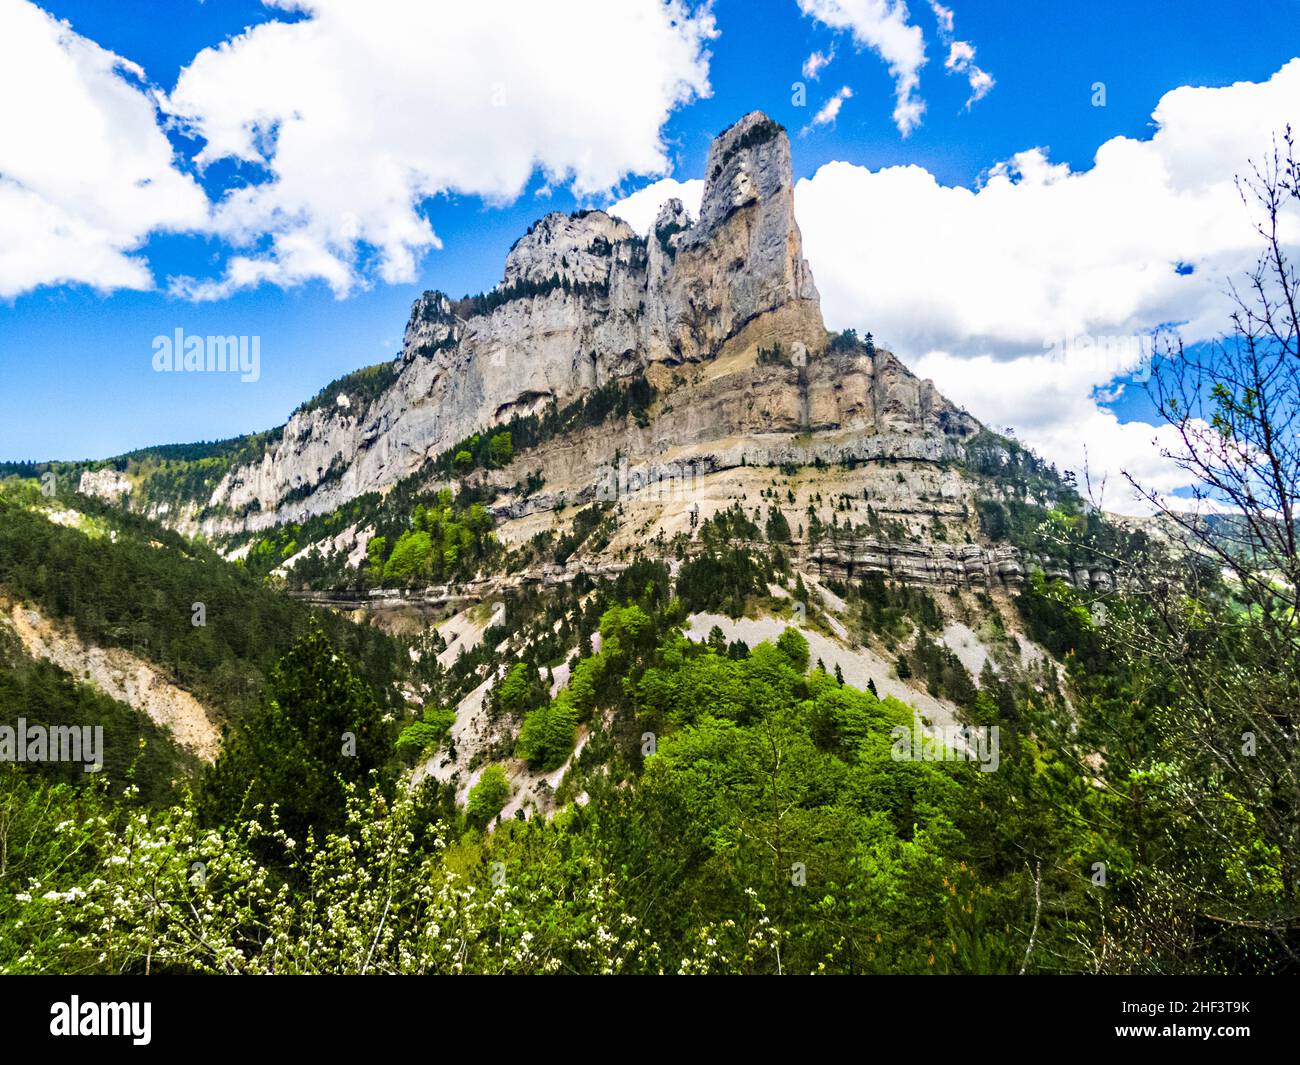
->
644;112;822;362
176;112;972;536
78;468;131;501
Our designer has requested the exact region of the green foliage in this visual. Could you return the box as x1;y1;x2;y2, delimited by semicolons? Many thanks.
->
365;535;388;580
553;503;611;564
910;635;978;707
0;484;402;726
295;361;399;418
765;507;792;543
677;548;770;618
466;765;511;825
860;572;941;638
10;571;1283;975
452;273;609;319
200;627;394;844
0;774;667;974
493;662;546;721
700;501;760;544
515;697;580;771
775;626;810;672
488;431;513;468
356;490;495;587
395;705;456;761
827;327;862;354
383;530;434;583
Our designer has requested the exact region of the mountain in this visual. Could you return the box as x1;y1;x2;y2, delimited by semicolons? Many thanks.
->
9;111;1126;766
34;109;1125;817
68;112;1102;598
6;109;1289;979
0;108;1104;813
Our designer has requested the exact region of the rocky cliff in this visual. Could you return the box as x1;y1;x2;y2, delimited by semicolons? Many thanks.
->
129;111;975;538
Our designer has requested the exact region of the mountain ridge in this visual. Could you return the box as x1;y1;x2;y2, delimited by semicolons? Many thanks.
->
72;112;984;548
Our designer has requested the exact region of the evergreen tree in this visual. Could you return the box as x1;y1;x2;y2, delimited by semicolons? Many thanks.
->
202;628;393;843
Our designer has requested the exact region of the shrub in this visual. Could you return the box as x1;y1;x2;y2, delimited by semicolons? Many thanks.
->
466;765;511;825
516;696;580;771
395;706;456;761
776;627;810;673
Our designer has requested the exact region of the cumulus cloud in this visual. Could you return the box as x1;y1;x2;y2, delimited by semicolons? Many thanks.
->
607;177;704;235
796;0;927;135
165;0;716;299
793;59;1300;509
911;349;1197;505
0;0;208;299
805;86;854;132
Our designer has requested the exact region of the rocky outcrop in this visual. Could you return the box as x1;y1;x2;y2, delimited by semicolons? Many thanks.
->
402;291;459;360
643;113;822;362
78;468;131;502
180;112;973;537
808;538;1026;588
289;532;1107;622
502;211;635;289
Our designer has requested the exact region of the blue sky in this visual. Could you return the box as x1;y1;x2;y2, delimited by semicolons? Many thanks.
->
1;0;1297;508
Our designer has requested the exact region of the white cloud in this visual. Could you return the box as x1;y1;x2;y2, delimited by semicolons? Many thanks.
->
164;0;716;299
794;59;1300;510
805;86;854;132
930;2;993;108
910;349;1197;505
929;0;954;33
796;0;927;135
0;1;208;299
963;65;994;107
801;49;834;81
607;177;704;235
946;39;973;66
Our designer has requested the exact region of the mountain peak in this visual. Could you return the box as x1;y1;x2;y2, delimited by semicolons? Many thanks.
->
697;112;789;232
502;210;635;290
121;112;978;536
665;110;820;351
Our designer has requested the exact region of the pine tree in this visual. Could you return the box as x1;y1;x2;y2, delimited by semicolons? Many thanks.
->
201;627;393;844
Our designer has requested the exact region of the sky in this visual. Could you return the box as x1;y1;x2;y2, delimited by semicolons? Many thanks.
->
1;0;1298;512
